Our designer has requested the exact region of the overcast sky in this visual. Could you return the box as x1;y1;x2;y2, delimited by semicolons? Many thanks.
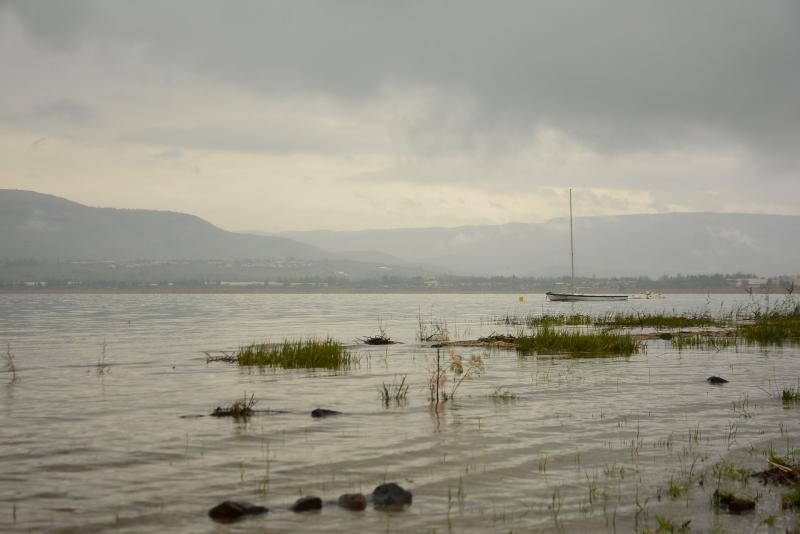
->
1;1;798;232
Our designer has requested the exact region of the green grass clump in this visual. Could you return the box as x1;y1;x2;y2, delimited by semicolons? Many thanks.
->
236;338;351;370
738;316;800;345
782;388;800;404
782;484;800;509
737;298;800;345
597;311;723;329
516;326;642;356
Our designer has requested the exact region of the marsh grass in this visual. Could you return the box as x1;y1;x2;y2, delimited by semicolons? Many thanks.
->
596;311;724;329
236;338;351;370
782;388;800;404
526;313;594;327
516;326;642;356
738;313;800;345
670;334;738;351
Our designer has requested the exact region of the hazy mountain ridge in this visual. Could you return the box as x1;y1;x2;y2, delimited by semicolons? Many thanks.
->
3;190;797;277
0;189;330;261
282;213;800;277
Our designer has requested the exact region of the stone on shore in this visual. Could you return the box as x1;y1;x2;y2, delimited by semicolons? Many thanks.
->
291;496;323;512
311;408;342;418
372;482;413;508
338;493;367;511
208;500;267;521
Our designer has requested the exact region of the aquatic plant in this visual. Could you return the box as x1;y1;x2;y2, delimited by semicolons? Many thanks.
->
738;309;800;345
358;321;396;345
597;311;724;329
96;340;110;375
212;392;256;418
516;326;642;356
428;347;484;404
418;314;450;342
488;386;518;401
526;313;593;327
4;343;17;384
670;334;737;351
236;338;351;370
782;388;800;404
379;375;409;405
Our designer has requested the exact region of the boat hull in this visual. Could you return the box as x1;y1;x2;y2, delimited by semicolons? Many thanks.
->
546;292;628;302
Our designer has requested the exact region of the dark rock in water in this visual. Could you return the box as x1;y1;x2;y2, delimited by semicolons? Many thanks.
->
714;490;755;514
208;501;268;521
658;332;673;340
311;408;342;418
291;496;322;512
707;376;729;384
727;497;756;514
372;482;413;508
337;493;367;511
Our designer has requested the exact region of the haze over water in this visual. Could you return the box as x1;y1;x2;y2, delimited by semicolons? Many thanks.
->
2;293;798;532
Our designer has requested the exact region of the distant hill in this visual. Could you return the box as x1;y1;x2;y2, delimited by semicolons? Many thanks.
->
0;189;329;261
282;213;800;277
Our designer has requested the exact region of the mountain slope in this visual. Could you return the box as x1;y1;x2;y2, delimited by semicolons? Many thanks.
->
282;213;800;277
0;190;329;261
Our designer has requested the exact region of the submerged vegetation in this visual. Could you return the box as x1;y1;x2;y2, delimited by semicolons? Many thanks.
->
516;326;642;356
235;338;351;370
211;392;256;418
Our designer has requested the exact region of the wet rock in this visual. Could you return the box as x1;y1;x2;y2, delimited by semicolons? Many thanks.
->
707;376;728;384
311;408;342;418
337;493;367;511
713;490;755;514
291;496;322;512
208;501;268;521
372;482;412;508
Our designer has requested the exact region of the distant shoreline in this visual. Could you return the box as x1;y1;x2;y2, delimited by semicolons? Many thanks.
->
0;287;770;295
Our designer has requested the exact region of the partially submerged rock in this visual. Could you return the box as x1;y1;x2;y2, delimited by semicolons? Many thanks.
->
208;500;267;521
713;490;755;514
372;482;412;508
707;376;729;384
337;493;367;511
291;496;322;512
311;408;342;418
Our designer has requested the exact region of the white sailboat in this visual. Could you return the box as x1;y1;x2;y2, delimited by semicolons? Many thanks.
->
545;189;628;302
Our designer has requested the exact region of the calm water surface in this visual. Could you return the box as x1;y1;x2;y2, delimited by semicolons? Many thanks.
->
1;293;798;532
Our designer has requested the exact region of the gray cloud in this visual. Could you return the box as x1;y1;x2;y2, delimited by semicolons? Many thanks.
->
3;0;799;162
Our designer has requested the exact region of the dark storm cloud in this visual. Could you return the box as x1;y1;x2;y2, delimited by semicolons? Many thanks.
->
3;0;800;161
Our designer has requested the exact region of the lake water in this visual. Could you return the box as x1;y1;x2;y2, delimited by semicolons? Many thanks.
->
1;293;798;532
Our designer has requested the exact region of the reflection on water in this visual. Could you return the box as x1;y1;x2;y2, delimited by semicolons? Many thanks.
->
0;293;798;532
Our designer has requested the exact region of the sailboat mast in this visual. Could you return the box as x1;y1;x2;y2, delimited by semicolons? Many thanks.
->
569;188;575;289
